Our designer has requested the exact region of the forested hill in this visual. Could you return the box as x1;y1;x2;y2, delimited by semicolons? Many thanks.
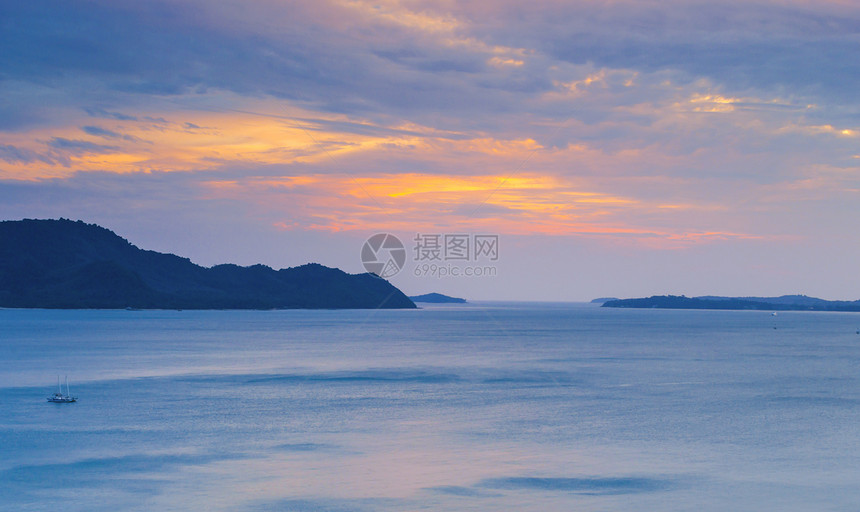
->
0;219;415;309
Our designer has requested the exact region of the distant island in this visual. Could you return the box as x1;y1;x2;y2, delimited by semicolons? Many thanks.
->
0;219;416;310
602;295;860;312
409;293;467;303
590;297;619;304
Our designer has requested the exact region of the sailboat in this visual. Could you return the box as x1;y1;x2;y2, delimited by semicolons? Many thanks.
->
47;376;77;403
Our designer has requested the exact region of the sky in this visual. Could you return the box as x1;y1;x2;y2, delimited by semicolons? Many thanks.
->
1;0;859;301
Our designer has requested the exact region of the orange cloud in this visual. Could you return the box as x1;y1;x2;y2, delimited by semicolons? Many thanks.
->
201;171;762;247
0;97;429;180
0;89;782;248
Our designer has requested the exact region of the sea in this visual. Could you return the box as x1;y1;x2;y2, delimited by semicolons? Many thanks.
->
1;303;859;511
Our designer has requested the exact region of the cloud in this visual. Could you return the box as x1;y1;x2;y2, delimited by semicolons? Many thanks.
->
0;105;43;131
0;144;55;165
3;0;859;133
463;1;860;97
81;126;121;138
2;0;860;298
81;125;148;143
46;137;118;153
83;107;138;121
428;485;499;497
196;171;768;249
479;475;674;495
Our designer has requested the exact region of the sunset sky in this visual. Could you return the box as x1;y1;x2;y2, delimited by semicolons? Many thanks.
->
2;0;859;300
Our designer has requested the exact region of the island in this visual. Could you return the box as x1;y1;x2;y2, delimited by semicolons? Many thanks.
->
409;293;467;304
602;295;860;312
590;297;619;304
0;219;416;309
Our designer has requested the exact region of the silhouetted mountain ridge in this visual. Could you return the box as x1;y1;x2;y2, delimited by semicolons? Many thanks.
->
0;219;415;309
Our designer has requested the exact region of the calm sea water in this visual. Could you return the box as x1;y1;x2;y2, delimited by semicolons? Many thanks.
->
1;303;859;511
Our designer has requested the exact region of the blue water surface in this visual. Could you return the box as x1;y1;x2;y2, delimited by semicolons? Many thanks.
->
1;303;859;511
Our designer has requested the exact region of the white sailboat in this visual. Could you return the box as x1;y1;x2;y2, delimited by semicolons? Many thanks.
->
47;376;77;403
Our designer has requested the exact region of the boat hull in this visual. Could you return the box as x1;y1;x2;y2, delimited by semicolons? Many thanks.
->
47;394;77;403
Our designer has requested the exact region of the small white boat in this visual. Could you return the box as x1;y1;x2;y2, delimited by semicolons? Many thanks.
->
47;376;77;403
